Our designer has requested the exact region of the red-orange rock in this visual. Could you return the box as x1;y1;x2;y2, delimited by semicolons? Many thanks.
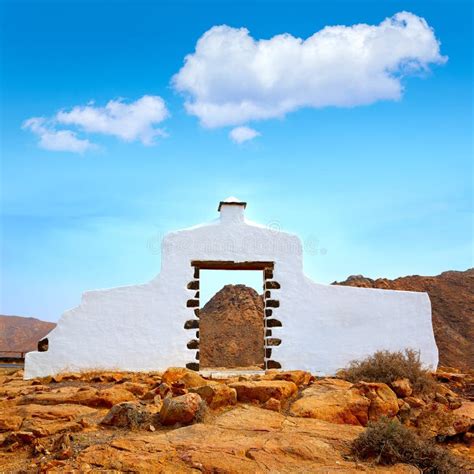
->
262;397;281;412
189;383;236;409
265;370;313;386
353;382;399;421
161;368;207;388
390;378;413;398
0;413;23;432
159;393;202;426
290;379;370;426
20;386;135;408
229;380;297;403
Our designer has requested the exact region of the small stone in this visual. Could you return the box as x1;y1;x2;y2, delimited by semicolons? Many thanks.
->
390;378;413;398
171;381;188;396
101;402;151;429
435;393;448;405
149;424;156;432
190;383;237;409
0;414;23;432
405;396;425;408
262;397;281;412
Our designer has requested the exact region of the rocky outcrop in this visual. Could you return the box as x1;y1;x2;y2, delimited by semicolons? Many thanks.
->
333;269;474;369
199;284;264;369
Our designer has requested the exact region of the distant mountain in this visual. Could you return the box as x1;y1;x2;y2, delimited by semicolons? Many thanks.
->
199;284;264;369
332;269;474;370
0;315;56;356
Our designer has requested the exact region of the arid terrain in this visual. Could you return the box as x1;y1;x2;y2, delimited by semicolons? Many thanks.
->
334;268;474;369
0;365;473;472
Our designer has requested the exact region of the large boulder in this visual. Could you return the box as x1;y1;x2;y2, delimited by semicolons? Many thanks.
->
189;383;236;409
290;379;370;426
159;393;203;426
229;380;298;403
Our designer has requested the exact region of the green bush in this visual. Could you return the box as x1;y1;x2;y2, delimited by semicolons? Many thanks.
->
341;349;435;394
352;417;463;473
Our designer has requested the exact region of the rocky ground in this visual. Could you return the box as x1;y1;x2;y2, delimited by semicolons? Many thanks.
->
0;367;473;473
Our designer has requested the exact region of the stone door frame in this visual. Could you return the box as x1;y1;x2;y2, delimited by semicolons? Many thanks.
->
184;260;282;371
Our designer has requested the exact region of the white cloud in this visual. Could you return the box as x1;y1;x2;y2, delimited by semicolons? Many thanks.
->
229;126;260;143
173;12;447;129
23;96;169;153
56;95;169;145
22;117;95;153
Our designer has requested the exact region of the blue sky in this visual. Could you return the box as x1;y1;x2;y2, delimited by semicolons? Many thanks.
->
1;0;472;321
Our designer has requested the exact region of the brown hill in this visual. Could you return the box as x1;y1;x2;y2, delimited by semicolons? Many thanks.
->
199;284;264;369
332;269;474;370
0;315;56;356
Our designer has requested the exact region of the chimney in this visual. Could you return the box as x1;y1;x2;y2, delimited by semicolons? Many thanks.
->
218;197;247;223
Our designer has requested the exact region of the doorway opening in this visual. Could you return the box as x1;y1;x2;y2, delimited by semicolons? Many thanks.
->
185;261;282;372
200;269;264;370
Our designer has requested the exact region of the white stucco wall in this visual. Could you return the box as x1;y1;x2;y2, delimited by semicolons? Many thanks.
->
25;200;438;378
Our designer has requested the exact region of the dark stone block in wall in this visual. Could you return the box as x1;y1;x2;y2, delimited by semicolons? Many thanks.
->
194;309;200;318
267;338;282;346
265;290;271;299
265;281;281;290
184;319;199;329
186;299;199;308
267;319;282;327
265;348;272;358
265;309;272;317
265;329;272;337
187;281;199;290
266;299;280;308
195;351;200;360
267;360;282;369
187;339;199;349
186;362;199;371
264;268;273;280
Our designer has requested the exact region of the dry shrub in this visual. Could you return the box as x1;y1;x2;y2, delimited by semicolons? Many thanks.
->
342;349;435;394
352;417;463;473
